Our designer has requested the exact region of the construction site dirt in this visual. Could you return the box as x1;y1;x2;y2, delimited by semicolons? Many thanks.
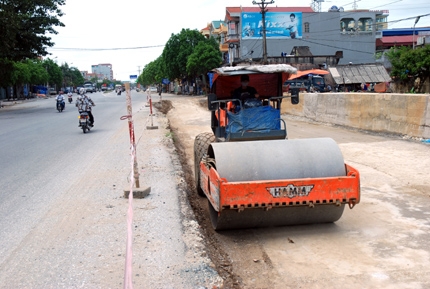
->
155;94;430;289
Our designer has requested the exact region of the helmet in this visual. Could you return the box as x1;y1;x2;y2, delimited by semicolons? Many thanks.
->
79;88;85;95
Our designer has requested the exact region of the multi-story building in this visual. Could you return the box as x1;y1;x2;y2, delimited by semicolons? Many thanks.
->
91;63;113;80
201;20;229;57
223;6;389;66
80;71;89;79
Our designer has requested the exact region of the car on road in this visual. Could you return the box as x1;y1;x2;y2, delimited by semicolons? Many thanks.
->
84;84;96;93
49;88;57;95
149;87;157;93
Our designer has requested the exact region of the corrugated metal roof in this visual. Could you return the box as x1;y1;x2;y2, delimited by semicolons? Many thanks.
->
328;64;391;84
376;35;414;46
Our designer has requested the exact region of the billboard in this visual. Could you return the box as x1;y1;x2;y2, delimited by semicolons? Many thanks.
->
241;12;302;39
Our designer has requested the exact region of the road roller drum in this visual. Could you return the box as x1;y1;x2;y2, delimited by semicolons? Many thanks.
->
201;138;358;230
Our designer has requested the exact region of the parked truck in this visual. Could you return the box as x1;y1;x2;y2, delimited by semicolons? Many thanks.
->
83;82;96;93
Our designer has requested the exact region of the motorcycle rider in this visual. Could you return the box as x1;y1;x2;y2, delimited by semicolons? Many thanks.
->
67;90;73;103
55;91;65;110
76;88;95;126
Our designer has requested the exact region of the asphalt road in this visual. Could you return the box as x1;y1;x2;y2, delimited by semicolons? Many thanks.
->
0;92;128;265
0;91;221;289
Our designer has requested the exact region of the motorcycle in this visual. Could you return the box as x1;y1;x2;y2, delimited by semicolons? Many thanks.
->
56;100;65;112
78;111;91;133
68;95;73;103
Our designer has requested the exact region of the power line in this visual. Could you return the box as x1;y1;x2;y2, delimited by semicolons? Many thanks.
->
48;45;165;51
297;38;374;54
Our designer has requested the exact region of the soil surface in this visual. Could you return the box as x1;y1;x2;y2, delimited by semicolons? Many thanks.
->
154;94;430;289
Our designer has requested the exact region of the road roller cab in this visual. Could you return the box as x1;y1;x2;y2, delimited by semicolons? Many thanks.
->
206;64;299;142
194;64;360;231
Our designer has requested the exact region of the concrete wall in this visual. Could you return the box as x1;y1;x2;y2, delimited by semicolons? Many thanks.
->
282;92;430;139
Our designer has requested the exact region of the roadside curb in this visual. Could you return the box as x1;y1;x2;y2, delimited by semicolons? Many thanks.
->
0;96;57;108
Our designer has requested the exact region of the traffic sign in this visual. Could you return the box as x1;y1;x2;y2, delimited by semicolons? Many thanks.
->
130;75;137;79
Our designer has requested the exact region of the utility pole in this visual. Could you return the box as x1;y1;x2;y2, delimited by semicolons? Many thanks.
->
252;0;274;64
413;16;420;50
352;0;360;10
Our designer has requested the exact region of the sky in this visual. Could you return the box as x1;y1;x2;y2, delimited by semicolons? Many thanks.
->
47;0;430;81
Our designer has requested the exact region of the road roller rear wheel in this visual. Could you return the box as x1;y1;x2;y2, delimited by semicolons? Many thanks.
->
194;132;215;197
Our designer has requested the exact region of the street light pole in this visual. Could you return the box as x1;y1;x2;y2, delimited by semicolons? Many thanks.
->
413;16;420;49
253;0;274;64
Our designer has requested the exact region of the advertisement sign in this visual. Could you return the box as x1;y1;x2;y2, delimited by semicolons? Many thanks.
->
241;12;302;39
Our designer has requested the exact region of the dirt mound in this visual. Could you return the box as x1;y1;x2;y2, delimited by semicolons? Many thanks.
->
153;100;173;114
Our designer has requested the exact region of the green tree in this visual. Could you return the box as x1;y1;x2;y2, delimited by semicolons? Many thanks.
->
90;76;98;88
386;45;430;92
162;28;206;81
139;56;165;86
0;0;65;61
26;59;49;85
61;62;75;88
59;63;84;89
12;61;31;85
0;0;65;89
186;38;222;78
70;67;85;86
43;58;62;88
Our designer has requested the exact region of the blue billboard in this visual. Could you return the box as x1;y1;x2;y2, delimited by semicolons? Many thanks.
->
241;12;302;39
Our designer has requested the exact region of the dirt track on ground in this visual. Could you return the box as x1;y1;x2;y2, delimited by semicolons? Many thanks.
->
154;95;430;289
